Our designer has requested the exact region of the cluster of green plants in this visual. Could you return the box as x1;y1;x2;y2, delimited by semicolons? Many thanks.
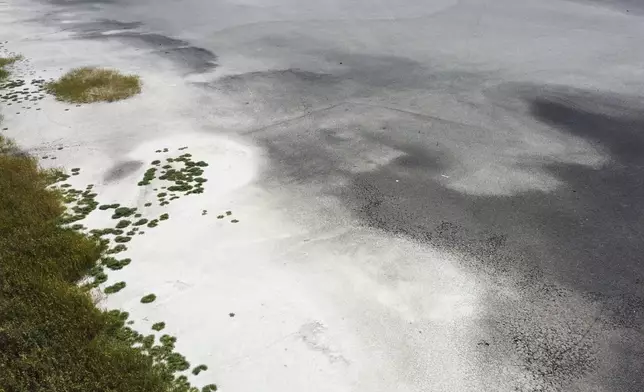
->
102;257;131;270
137;151;209;206
55;183;99;224
0;133;215;392
45;67;141;103
1;59;216;391
216;210;239;223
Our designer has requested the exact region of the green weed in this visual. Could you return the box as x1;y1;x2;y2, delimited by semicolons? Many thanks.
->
140;294;156;304
104;281;126;294
116;219;131;229
192;364;208;375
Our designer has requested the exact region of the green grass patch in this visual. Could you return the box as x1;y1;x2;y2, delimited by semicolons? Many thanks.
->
116;219;131;229
102;257;131;270
133;218;149;226
99;203;120;210
114;235;131;243
106;244;128;254
166;352;190;372
142;334;156;350
111;207;137;219
192;364;208;375
104;281;126;294
0;133;204;392
45;67;141;103
140;294;156;304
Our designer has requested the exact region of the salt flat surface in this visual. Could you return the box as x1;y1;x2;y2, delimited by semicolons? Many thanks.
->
1;0;643;391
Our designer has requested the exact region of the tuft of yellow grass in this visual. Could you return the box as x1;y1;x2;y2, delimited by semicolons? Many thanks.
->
46;67;141;103
0;54;23;68
0;55;23;80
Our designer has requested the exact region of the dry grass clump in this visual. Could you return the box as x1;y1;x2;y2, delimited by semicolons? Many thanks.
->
0;55;22;80
46;67;141;103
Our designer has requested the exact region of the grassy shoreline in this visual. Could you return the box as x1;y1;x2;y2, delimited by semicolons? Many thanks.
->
0;56;212;392
0;136;182;392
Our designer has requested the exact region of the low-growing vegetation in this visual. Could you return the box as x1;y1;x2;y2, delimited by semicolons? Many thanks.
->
0;55;21;80
112;207;137;219
134;218;149;226
192;364;208;375
114;235;132;243
106;244;128;254
141;294;157;304
99;203;120;210
1;55;218;391
116;219;132;228
102;257;131;270
104;281;127;294
45;67;141;103
0;133;210;392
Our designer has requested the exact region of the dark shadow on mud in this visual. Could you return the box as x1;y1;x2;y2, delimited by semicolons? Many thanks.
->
253;79;644;390
34;13;218;73
104;160;143;182
338;86;644;391
73;20;218;73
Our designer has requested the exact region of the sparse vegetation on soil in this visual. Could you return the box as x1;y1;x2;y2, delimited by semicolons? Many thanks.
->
102;257;131;270
45;67;141;103
0;133;200;392
0;55;21;80
1;54;216;392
